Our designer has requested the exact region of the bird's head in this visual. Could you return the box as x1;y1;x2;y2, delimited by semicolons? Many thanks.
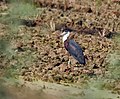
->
61;28;76;42
53;28;76;42
60;29;71;42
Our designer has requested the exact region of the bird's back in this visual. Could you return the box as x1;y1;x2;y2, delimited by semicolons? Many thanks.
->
64;39;86;65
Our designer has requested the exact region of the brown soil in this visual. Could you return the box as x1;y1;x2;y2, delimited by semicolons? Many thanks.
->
0;0;120;84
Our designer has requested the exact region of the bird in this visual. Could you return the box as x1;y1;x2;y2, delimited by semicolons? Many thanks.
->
58;28;86;65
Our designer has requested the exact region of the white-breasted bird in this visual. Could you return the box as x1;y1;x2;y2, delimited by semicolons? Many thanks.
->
57;28;86;65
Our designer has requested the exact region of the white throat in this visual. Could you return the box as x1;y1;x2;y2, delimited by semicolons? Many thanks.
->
62;31;70;42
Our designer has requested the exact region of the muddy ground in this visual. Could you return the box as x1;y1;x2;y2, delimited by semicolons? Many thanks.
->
0;0;120;99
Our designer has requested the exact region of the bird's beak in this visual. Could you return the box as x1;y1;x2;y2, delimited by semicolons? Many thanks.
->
57;31;68;38
60;31;66;36
58;32;64;38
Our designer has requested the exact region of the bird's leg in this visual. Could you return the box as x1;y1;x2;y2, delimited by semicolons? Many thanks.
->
67;54;71;68
68;58;71;67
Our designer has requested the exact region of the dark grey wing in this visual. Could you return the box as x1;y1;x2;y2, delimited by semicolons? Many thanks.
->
66;40;86;65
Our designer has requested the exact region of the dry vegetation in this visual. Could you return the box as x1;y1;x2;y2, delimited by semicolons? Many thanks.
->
0;0;120;96
0;0;120;99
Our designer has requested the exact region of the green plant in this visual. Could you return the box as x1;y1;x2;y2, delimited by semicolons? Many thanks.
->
0;1;40;79
104;33;120;80
106;51;120;80
0;1;38;34
0;85;10;99
8;2;37;18
0;38;14;57
95;0;102;7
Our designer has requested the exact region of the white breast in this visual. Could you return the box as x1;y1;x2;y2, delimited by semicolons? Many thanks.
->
62;32;70;42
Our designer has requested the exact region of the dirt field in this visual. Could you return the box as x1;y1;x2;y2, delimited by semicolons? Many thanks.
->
0;0;120;99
